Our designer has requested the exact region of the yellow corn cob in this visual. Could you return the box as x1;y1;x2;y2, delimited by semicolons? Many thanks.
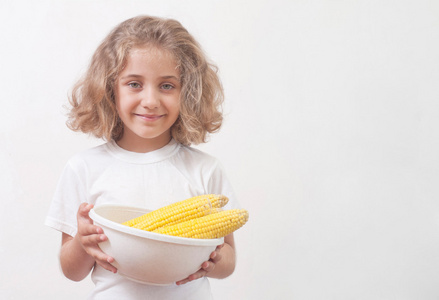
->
153;209;249;239
122;194;228;231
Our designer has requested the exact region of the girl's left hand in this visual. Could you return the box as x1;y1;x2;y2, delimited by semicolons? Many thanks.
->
176;244;225;285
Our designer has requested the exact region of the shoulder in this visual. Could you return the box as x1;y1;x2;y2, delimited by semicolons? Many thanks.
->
175;145;221;168
65;142;112;172
167;144;225;182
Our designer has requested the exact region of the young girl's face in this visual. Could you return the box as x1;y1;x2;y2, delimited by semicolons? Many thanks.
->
115;46;181;152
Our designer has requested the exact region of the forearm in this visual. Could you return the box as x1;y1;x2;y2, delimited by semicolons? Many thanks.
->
60;233;95;281
207;234;236;279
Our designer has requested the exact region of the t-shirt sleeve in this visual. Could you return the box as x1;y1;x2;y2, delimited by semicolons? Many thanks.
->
44;160;87;237
206;161;240;210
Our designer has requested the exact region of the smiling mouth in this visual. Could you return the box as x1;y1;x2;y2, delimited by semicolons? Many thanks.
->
134;114;164;121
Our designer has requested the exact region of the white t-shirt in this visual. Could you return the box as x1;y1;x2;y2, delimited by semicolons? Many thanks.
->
45;139;238;300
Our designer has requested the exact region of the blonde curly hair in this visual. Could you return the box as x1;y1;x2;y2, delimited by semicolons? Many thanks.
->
67;15;224;145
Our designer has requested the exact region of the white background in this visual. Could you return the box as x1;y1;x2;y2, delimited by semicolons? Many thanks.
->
1;1;439;299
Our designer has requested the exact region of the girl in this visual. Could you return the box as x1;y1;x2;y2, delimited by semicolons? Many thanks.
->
45;15;239;299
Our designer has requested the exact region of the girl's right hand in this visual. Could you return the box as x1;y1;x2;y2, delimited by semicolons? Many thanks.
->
76;203;117;273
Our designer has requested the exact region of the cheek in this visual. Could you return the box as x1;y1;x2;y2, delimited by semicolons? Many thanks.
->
173;103;181;118
164;97;181;116
114;90;122;112
115;93;133;115
115;98;120;112
115;100;124;118
175;97;182;113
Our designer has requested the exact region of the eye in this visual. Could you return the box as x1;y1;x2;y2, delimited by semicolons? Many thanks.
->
128;82;141;89
161;83;174;90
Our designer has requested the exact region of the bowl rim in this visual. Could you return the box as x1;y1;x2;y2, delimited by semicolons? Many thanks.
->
89;204;224;246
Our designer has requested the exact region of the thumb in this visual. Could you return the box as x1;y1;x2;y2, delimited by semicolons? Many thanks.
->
78;202;94;220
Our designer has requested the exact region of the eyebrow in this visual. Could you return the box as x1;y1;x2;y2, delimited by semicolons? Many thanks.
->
161;75;179;80
119;74;179;81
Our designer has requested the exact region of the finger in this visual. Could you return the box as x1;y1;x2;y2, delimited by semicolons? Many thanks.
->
78;223;104;236
209;249;222;264
176;269;207;285
77;203;94;228
96;257;117;273
86;245;108;261
81;232;107;247
201;261;216;273
78;203;93;216
210;250;219;260
86;246;117;272
188;269;208;281
216;243;225;250
176;278;189;285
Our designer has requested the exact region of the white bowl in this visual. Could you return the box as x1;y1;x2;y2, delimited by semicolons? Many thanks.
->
89;204;224;285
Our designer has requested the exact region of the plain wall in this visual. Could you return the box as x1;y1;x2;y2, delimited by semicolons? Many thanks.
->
1;0;439;299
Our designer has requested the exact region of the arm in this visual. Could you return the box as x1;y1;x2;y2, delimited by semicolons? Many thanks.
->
176;233;236;285
61;232;96;281
206;233;236;278
60;203;117;281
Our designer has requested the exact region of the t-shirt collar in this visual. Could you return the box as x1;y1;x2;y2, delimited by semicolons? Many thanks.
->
105;138;180;164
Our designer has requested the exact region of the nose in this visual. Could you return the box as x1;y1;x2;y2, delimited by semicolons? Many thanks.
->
140;87;160;109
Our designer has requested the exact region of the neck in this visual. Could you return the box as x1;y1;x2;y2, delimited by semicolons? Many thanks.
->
116;132;172;153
